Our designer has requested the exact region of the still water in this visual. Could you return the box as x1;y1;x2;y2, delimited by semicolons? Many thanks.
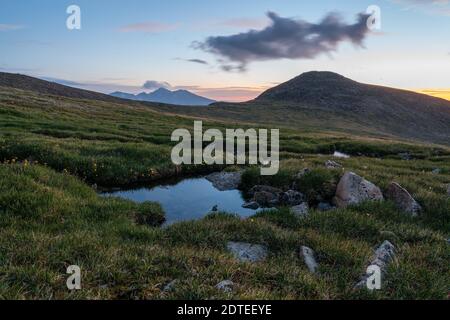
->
101;177;259;225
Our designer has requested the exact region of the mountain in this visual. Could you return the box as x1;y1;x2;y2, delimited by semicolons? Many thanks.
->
0;72;122;103
252;71;450;144
110;88;215;106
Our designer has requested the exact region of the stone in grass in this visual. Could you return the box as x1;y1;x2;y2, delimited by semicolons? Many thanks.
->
206;171;242;191
300;246;319;274
355;240;396;289
227;242;268;263
290;202;309;217
385;182;422;216
163;279;178;292
325;160;342;169
216;280;234;293
334;172;384;208
242;201;259;210
317;202;335;211
432;168;442;175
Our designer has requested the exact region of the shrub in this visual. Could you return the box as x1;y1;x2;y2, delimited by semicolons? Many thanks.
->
135;201;165;227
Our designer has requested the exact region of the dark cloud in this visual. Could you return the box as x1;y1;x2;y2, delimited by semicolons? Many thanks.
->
174;58;209;65
195;11;372;71
186;58;208;65
142;80;172;90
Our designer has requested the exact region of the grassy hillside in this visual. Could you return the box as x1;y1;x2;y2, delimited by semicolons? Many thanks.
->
0;85;449;299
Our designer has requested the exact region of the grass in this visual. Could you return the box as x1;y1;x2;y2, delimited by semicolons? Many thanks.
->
0;86;449;299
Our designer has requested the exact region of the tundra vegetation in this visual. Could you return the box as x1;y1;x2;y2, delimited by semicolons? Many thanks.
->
0;86;449;299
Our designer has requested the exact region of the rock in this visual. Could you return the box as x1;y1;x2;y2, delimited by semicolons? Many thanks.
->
432;168;441;175
385;182;422;216
398;152;411;161
254;191;279;207
317;202;335;211
334;172;384;208
216;280;234;293
333;151;350;159
242;201;259;209
206;171;242;191
291;202;309;217
300;246;319;274
211;205;219;212
279;190;305;206
248;185;282;196
325;160;342;169
355;240;396;289
294;168;311;179
226;242;268;263
163;279;178;292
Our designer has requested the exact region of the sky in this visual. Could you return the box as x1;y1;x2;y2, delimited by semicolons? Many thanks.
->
0;0;449;102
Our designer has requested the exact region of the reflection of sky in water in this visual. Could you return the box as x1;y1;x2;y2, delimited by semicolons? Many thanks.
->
102;178;258;225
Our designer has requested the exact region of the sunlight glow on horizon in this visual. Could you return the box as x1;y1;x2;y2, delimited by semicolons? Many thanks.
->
414;89;450;102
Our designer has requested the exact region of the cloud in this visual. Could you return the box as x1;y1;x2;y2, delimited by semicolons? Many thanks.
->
118;22;178;33
174;58;209;65
195;11;372;72
0;24;24;31
142;80;172;90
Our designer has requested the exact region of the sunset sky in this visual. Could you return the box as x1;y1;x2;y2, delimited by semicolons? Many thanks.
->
1;0;449;102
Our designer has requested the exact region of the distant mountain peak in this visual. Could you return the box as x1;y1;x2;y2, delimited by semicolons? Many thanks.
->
111;87;215;106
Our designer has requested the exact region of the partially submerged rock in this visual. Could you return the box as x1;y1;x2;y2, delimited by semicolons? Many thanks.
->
325;160;342;169
242;201;259;210
227;241;268;263
355;240;396;289
216;280;234;293
206;171;242;191
291;202;309;217
300;246;319;274
248;185;282;207
334;172;384;208
385;182;422;216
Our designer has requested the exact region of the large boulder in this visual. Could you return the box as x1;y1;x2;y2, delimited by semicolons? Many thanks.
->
226;242;268;263
254;191;279;206
334;172;384;208
206;171;242;191
386;182;422;216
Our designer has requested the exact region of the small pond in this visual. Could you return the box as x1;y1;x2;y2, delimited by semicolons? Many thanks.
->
101;177;260;225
